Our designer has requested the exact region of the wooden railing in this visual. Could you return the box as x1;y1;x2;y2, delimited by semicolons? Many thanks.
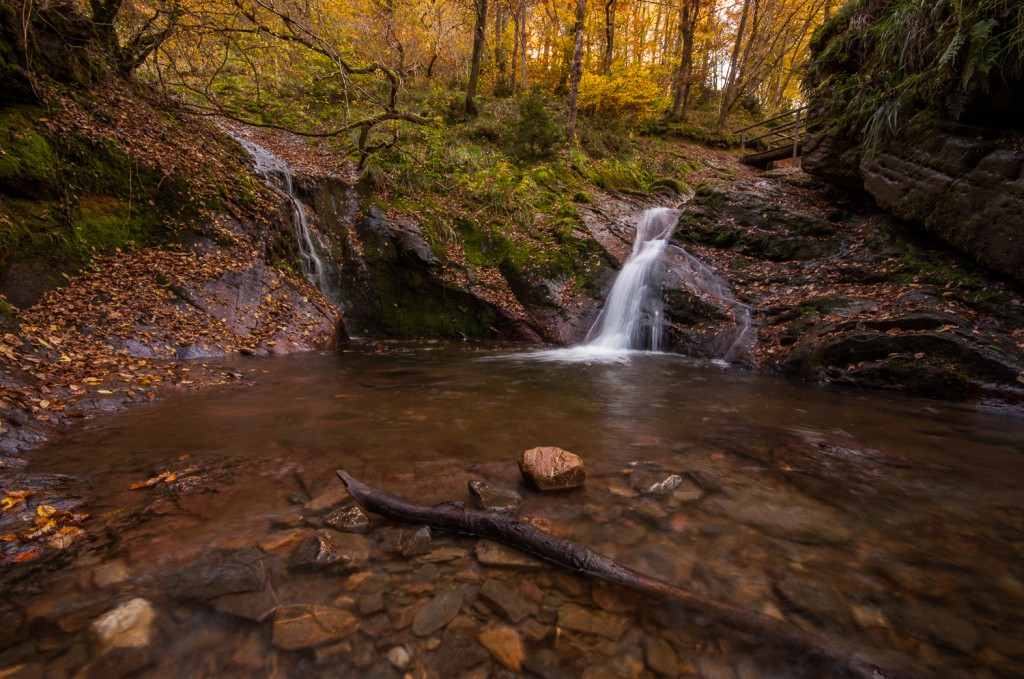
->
735;105;809;167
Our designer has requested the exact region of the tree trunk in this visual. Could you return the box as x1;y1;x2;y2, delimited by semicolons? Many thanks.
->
494;2;508;88
335;470;924;679
716;0;753;133
466;0;488;115
566;0;586;141
602;0;615;74
519;0;528;89
671;0;698;121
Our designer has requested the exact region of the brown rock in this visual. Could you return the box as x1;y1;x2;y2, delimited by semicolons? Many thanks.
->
556;603;630;640
271;605;358;650
479;624;524;671
518;447;586;491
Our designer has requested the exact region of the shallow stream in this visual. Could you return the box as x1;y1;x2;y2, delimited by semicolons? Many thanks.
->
4;343;1024;678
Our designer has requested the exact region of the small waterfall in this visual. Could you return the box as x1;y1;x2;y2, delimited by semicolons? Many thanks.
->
233;137;327;291
584;207;679;352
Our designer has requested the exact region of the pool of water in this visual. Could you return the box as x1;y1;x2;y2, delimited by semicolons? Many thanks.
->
4;342;1024;678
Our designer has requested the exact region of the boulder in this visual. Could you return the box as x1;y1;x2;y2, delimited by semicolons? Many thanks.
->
518;447;586;491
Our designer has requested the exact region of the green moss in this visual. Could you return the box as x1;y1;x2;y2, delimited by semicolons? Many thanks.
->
0;106;59;195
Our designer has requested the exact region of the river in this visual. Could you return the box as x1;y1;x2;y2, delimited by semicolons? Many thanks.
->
5;342;1024;678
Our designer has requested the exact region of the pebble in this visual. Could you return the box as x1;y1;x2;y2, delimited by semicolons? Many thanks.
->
412;589;463;636
645;637;678;678
324;505;371;533
386;645;411;670
479;624;524;671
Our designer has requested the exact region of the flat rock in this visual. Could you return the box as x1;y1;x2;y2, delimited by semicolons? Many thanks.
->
412;589;463;636
709;487;854;545
480;579;530;623
646;637;678;678
475;541;543;568
304;485;351;513
518;447;586;491
272;605;359;650
289;530;371;574
212;584;278;622
92;598;156;652
556;603;630;640
479;624;524;671
468;480;522;512
165;548;267;601
774;574;853;629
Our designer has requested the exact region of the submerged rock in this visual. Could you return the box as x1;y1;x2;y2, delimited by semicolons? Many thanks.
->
325;505;371;533
272;605;359;650
289;530;371;573
479;624;524;671
518;447;586;491
92;598;156;652
556;603;630;640
165;548;267;601
468;480;521;512
479;579;531;623
412;589;463;636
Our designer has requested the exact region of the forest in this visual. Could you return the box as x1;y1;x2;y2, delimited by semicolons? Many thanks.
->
1;1;1024;678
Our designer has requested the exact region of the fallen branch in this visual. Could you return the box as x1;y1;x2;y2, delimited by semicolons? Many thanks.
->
336;469;926;679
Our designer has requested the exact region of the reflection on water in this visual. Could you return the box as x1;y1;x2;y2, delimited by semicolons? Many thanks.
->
5;342;1024;678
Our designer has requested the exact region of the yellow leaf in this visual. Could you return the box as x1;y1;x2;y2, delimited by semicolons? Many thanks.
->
37;505;57;518
97;389;113;394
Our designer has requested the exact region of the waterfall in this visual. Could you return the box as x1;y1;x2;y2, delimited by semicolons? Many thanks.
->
583;207;679;352
233;136;327;292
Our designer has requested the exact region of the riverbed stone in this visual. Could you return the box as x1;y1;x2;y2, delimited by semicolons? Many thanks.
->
890;602;980;653
518;447;586;491
304;485;351;513
165;548;267;601
468;480;522;512
92;598;156;652
479;579;531;623
289;530;371;574
629;471;683;496
211;584;278;622
324;505;371;533
645;637;678;677
479;624;524;671
774;574;853;629
708;487;853;545
557;603;630;640
399;526;432;557
387;645;411;670
475;540;543;568
271;605;359;650
412;589;463;636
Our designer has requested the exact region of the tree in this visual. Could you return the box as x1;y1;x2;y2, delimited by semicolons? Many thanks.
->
465;0;488;114
565;0;586;141
671;0;700;120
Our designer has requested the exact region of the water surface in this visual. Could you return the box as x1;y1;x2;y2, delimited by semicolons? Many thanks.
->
7;343;1024;678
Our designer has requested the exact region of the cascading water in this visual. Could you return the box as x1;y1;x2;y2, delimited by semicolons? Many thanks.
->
583;207;679;352
233;136;327;291
524;206;754;364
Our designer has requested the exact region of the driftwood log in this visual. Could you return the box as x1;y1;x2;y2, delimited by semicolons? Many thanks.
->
336;469;925;679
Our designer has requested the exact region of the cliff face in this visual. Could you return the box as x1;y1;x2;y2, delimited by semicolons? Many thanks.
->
803;130;1024;284
801;0;1024;284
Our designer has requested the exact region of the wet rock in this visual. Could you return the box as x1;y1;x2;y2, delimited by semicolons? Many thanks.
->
92;560;131;588
359;592;385;616
774;574;853;629
212;585;278;622
518;447;586;491
92;598;156;652
432;626;490;675
468;480;522;512
422;546;469;562
399;526;432;557
475;541;543;568
289;530;371;574
629;471;683;496
165;548;267;601
258;528;312;555
556;603;630;640
708;487;853;545
479;579;530;623
387;645;411;670
272;513;305;528
890;602;980;653
324;505;371;533
645;637;678;677
412;589;463;636
304;485;351;513
671;478;704;503
479;624;524;671
271;605;359;650
523;648;566;679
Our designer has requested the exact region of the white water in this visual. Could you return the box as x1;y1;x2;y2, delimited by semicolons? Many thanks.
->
233;136;327;291
529;207;754;364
